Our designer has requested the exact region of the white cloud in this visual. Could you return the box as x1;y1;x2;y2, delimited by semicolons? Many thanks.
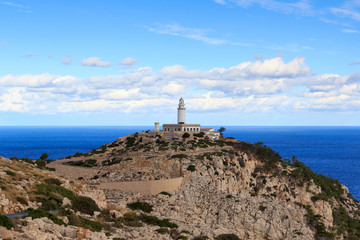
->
119;57;137;66
81;57;111;67
62;55;72;65
146;24;227;45
343;29;360;33
231;0;313;15
330;8;360;21
23;53;39;57
252;54;264;60
1;1;26;8
1;56;360;114
214;0;226;5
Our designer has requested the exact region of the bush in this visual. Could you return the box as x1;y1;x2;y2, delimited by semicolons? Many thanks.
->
215;234;240;240
72;196;100;215
67;213;102;231
193;236;209;240
171;154;188;159
156;227;169;234
259;205;267;212
182;132;190;139
0;214;13;230
159;191;172;197
44;178;62;186
187;165;196;172
193;132;205;138
5;170;15;176
126;137;136;147
16;196;28;205
27;209;65;226
127;201;153;213
35;159;46;168
140;214;178;228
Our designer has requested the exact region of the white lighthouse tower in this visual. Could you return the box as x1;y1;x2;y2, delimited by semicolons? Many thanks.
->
177;98;186;124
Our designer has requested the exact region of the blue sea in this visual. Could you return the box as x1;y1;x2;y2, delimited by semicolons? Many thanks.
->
0;126;359;199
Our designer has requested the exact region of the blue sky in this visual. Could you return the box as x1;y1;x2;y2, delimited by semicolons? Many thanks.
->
0;0;360;126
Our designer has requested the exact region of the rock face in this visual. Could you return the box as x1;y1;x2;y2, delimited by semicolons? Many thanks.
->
3;132;360;239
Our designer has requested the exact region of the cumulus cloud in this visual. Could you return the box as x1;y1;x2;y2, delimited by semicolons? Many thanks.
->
1;56;359;114
119;57;137;66
81;57;111;67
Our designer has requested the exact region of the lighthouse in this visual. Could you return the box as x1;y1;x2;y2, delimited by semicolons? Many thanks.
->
162;97;200;134
177;98;186;124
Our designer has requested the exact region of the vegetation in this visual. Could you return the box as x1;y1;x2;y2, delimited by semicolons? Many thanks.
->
66;212;102;232
171;154;188;160
16;196;28;205
72;196;100;215
333;206;360;239
126;201;153;213
27;209;65;226
34;183;75;210
182;132;190;139
40;153;49;161
215;233;240;240
187;165;196;172
65;159;98;168
193;132;205;138
35;159;46;168
218;127;226;137
259;205;267;212
140;214;178;228
159;191;172;197
0;214;13;230
125;136;136;147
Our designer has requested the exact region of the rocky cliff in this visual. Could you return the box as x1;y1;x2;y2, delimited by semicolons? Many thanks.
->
2;131;360;240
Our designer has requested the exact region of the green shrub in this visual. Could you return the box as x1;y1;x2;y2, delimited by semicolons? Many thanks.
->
127;201;153;213
156;227;169;234
126;136;136;147
5;170;15;176
259;205;267;212
171;154;188;159
182;132;190;139
72;196;100;215
35;159;46;168
27;209;65;226
177;236;188;240
44;178;62;186
215;234;240;240
67;213;102;231
193;132;205;138
117;212;142;227
159;191;172;197
140;214;178;228
16;196;28;205
193;236;209;240
0;214;13;229
187;165;196;172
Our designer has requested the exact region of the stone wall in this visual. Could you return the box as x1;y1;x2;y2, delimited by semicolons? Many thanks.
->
99;177;183;195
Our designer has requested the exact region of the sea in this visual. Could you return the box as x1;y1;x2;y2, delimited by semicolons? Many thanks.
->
0;126;359;199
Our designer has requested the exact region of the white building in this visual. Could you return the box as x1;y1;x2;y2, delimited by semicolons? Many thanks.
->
162;98;201;133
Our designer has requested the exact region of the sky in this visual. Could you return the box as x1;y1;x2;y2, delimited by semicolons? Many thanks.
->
0;0;360;126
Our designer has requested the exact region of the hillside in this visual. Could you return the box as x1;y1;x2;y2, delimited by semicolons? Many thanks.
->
46;131;360;239
1;131;360;239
